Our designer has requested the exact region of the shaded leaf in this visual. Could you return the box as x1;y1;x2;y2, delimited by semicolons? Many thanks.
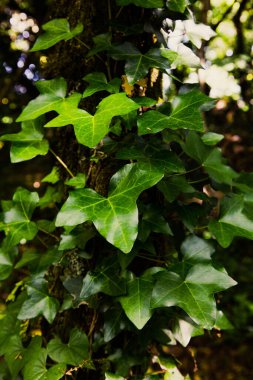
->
209;195;253;247
47;328;89;366
116;0;164;7
110;42;168;84
183;132;238;184
23;348;66;380
30;18;83;51
56;163;163;253
83;72;121;98
42;167;60;184
18;275;60;323
80;258;126;298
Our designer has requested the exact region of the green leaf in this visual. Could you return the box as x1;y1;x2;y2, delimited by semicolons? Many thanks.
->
30;18;83;51
42;167;60;184
83;72;121;98
139;204;172;241
152;264;236;328
180;235;215;264
47;328;89;366
110;43;169;84
209;195;253;247
116;146;184;175
18;275;60;323
45;93;139;148
201;132;224;146
119;272;154;329
0;118;49;163
23;348;66;380
59;225;95;250
65;173;86;188
103;308;126;342
138;91;210;135
105;373;125;380
183;132;238;184
56;163;163;253
87;33;112;56
0;245;17;280
166;0;188;12
80;257;126;298
17;78;81;122
116;0;164;7
171;318;203;347
0;187;39;247
158;176;194;202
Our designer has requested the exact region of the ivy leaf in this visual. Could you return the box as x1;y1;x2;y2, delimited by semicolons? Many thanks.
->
158;176;194;202
23;348;66;380
103;308;126;342
201;132;224;146
42;167;60;184
47;328;89;366
166;0;188;13
183;132;238;184
0;188;39;247
16;78;81;122
138;91;210;135
209;195;253;247
83;72;121;98
119;273;154;329
87;33;112;56
45;93;139;148
110;42;169;84
18;275;60;323
59;225;95;250
116;0;164;7
80;258;126;298
56;163;163;253
116;146;184;175
30;18;83;51
152;264;236;328
0;118;49;163
65;173;86;188
0;245;18;280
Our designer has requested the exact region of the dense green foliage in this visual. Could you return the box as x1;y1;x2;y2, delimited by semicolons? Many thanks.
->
0;0;252;379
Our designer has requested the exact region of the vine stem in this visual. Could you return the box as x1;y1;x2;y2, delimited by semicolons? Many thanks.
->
49;148;75;178
38;227;60;241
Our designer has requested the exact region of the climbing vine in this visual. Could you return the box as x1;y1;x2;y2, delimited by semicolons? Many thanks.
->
0;0;252;379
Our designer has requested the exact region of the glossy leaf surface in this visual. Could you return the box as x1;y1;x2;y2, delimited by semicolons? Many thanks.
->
56;163;163;252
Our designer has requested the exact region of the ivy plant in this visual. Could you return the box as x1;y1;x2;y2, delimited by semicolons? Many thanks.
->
0;0;250;379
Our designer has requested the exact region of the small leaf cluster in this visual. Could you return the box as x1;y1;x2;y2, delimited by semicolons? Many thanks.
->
0;1;250;379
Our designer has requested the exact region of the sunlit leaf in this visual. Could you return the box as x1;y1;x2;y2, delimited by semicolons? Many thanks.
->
0;188;39;247
56;163;163;253
17;78;81;122
30;18;83;51
138;91;210;135
0;118;49;163
45;93;139;148
152;263;236;328
119;272;154;329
